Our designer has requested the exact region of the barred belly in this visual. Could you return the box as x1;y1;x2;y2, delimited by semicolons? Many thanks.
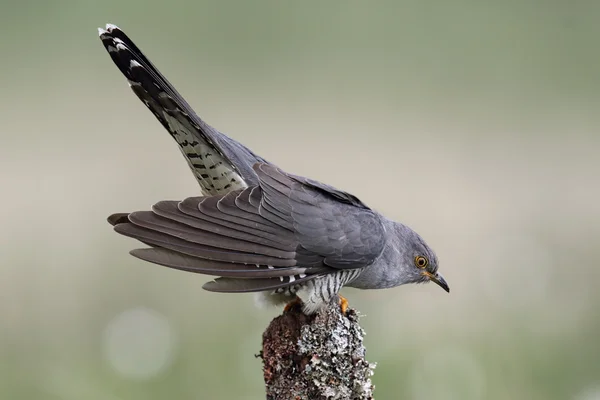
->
258;269;363;314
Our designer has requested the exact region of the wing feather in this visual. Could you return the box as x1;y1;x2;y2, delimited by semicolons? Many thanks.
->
127;211;293;258
115;223;293;266
109;162;386;293
130;248;304;278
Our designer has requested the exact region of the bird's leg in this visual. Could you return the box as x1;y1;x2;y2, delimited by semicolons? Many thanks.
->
283;296;303;312
339;294;349;315
284;295;348;314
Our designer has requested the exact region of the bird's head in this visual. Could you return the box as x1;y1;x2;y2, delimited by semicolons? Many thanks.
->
398;226;449;293
349;221;450;292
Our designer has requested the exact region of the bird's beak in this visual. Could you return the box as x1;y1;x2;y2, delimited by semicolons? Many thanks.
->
422;271;450;293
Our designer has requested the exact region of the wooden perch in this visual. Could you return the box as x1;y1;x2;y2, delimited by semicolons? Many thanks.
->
260;301;376;400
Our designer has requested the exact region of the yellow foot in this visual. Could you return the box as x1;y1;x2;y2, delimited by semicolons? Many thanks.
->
339;294;349;315
283;296;303;312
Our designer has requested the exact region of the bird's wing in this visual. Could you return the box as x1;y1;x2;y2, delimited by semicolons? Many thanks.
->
254;163;386;269
287;174;371;209
108;163;386;292
98;23;266;195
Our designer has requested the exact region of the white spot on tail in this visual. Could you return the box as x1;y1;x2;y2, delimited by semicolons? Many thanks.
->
130;59;142;69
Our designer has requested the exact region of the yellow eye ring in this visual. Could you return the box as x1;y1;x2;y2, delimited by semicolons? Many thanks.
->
414;256;428;269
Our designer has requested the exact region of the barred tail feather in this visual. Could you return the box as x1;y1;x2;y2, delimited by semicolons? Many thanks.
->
98;23;263;195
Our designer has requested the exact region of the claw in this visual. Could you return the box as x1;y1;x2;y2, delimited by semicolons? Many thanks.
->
339;294;349;315
283;296;303;312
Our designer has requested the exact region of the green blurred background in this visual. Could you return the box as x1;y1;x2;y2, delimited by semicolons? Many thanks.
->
1;1;599;399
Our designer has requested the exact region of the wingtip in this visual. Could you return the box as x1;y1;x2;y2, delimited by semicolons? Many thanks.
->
107;212;130;226
129;248;149;260
202;279;221;292
97;27;107;36
105;23;120;31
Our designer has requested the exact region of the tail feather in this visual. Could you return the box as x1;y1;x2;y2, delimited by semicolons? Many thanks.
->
98;23;265;195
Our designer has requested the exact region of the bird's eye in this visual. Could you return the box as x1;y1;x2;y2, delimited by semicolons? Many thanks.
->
414;256;428;269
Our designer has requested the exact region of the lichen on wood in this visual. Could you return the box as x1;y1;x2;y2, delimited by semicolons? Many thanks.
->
260;301;375;400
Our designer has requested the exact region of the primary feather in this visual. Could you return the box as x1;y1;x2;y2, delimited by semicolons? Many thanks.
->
109;163;385;297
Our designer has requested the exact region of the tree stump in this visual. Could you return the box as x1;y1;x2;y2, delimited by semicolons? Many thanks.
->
260;302;375;400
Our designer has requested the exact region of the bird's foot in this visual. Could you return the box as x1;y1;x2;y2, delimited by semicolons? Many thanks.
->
283;295;349;315
283;296;303;313
339;294;349;315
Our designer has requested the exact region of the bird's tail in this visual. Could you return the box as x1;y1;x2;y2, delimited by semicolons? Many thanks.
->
98;23;265;195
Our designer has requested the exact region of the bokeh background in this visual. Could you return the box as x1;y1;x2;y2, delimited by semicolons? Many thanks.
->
1;1;599;399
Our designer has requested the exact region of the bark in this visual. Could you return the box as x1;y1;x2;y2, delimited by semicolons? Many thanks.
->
259;301;375;400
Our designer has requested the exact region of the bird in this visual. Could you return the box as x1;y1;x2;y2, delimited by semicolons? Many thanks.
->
98;23;449;315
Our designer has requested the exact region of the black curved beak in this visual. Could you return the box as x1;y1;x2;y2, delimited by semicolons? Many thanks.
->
422;271;450;293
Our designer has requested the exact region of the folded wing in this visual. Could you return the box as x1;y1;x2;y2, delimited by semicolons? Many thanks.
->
109;163;386;292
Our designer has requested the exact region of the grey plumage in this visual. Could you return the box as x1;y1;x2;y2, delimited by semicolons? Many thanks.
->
98;24;264;194
100;24;449;314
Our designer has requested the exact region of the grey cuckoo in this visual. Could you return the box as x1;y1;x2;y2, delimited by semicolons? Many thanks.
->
99;24;449;314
